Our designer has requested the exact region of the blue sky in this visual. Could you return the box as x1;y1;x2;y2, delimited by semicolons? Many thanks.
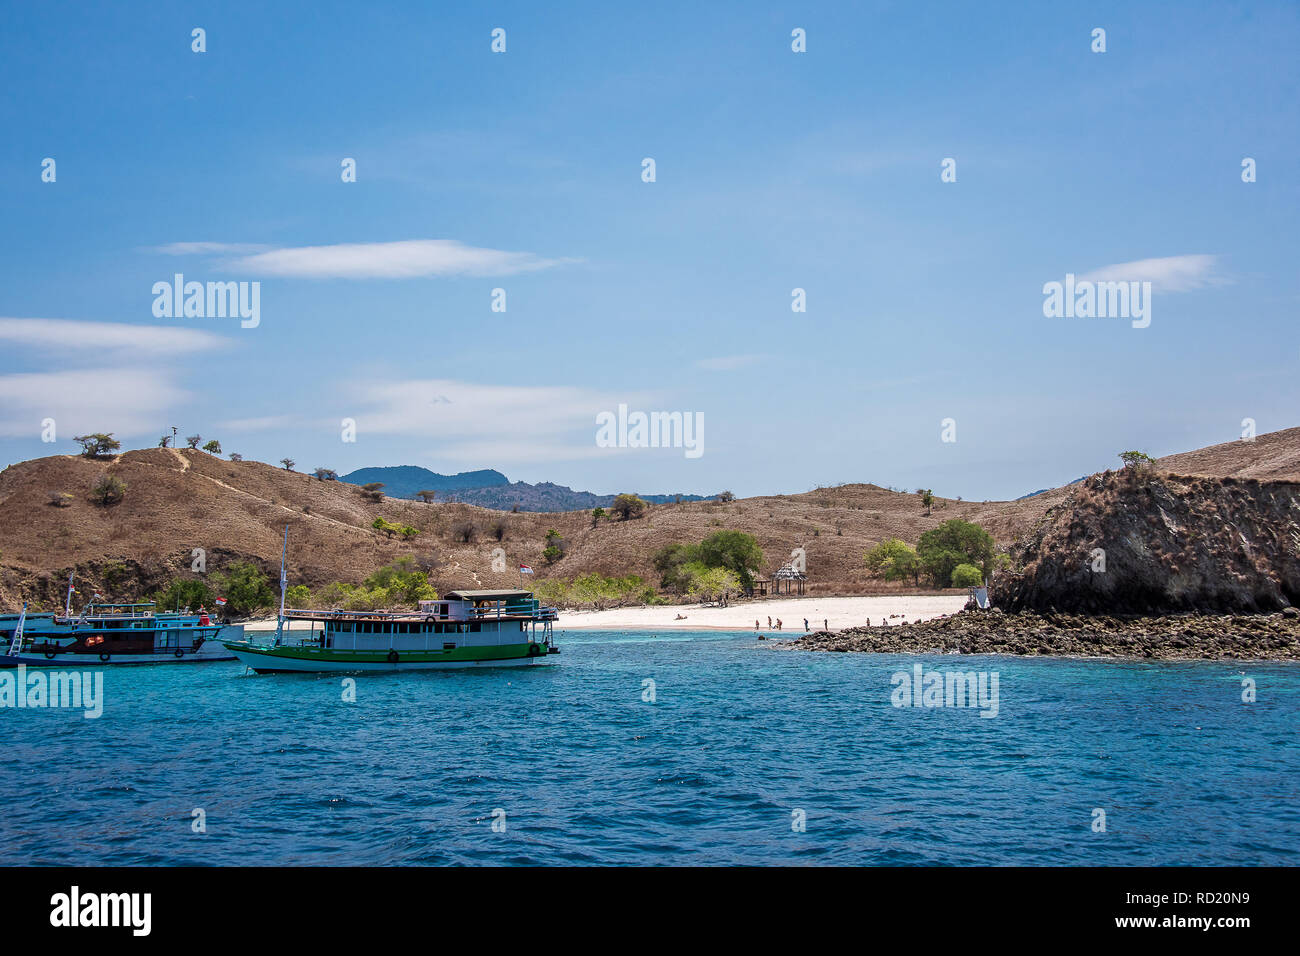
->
1;1;1297;501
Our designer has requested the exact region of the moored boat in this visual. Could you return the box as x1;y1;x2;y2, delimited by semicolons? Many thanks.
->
224;589;559;673
2;601;241;665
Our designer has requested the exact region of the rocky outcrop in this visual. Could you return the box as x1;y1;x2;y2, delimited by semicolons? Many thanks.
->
989;470;1300;615
786;608;1300;660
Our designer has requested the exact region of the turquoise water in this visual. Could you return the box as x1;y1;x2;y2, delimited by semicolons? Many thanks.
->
2;629;1297;865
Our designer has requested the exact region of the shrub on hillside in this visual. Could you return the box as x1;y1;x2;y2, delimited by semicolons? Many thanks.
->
611;493;648;521
89;474;126;505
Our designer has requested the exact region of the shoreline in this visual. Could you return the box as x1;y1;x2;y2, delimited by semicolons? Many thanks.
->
242;594;970;633
787;608;1300;662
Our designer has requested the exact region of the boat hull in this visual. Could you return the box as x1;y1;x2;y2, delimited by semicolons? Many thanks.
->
2;625;242;666
225;641;559;674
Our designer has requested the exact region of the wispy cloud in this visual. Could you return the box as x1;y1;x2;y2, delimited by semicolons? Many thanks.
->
0;318;230;356
351;379;655;464
0;369;189;438
155;239;580;279
150;242;272;256
694;354;763;372
1080;255;1227;293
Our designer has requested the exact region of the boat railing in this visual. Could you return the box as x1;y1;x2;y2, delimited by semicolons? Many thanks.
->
281;603;557;622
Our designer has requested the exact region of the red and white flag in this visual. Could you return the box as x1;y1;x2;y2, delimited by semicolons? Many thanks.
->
518;565;534;575
215;597;228;606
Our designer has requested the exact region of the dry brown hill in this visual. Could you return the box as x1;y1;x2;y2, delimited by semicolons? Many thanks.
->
992;469;1300;614
1;426;1296;612
1156;426;1300;481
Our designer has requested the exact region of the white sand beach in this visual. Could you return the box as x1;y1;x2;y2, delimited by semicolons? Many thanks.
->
555;594;968;632
242;594;968;634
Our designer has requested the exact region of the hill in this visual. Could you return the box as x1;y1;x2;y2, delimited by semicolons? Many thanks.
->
0;448;1063;611
1155;426;1300;481
992;468;1300;614
339;464;713;511
2;427;1296;612
338;466;509;498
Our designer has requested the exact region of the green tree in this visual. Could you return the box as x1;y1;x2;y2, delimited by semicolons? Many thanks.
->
218;561;275;615
920;489;934;516
916;519;997;588
415;489;437;503
185;434;202;449
361;482;385;501
543;528;566;563
285;584;312;607
202;439;222;455
696;530;765;591
865;538;920;583
280;458;295;471
73;433;120;458
154;578;216;612
362;557;435;605
591;506;606;527
1119;450;1155;470
652;542;701;591
682;563;740;603
951;563;984;588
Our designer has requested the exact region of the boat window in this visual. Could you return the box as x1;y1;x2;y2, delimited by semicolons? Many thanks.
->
443;642;456;650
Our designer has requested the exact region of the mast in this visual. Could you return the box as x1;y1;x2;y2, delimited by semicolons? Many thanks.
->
274;525;288;646
64;571;75;617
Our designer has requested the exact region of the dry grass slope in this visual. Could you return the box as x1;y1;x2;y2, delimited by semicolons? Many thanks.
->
1;426;1296;610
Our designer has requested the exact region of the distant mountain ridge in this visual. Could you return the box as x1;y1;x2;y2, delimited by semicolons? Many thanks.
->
339;466;509;497
339;465;713;512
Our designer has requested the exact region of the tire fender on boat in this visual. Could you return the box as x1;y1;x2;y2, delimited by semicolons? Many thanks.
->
174;647;185;658
99;651;110;663
387;650;399;664
44;647;56;660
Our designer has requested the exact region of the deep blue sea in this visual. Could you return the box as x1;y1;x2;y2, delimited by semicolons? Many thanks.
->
2;629;1297;865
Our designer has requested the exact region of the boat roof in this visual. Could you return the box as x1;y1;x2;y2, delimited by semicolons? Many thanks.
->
442;589;533;601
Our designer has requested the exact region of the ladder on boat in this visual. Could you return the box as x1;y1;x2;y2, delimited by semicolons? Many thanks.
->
6;604;27;657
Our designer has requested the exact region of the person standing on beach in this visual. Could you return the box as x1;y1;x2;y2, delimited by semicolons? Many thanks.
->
824;619;828;631
767;616;772;629
803;618;809;632
755;620;760;631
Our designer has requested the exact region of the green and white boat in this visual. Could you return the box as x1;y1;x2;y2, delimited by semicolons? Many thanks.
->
222;529;559;673
224;589;559;673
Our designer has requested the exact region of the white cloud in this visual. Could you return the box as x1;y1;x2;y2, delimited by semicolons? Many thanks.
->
0;318;230;356
0;369;189;438
150;242;272;256
158;239;579;279
352;379;656;464
1080;255;1226;293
